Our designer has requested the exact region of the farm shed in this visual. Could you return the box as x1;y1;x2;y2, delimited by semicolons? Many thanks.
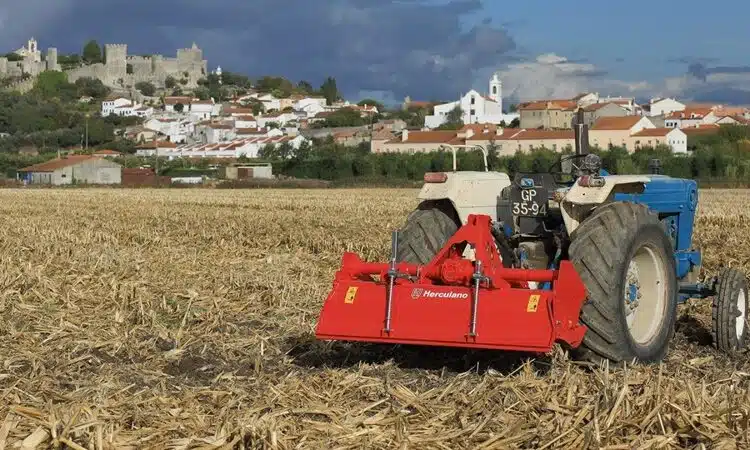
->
220;163;273;180
18;155;122;185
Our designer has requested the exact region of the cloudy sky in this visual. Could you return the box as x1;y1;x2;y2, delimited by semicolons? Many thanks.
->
2;0;750;106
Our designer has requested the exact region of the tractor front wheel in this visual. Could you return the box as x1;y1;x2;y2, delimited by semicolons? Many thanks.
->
712;267;749;353
568;201;678;365
396;200;461;265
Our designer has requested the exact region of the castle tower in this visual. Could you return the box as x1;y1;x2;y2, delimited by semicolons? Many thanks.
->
489;72;502;112
26;38;41;63
104;44;128;84
46;48;59;71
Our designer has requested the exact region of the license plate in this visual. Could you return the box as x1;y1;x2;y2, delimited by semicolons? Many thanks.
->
510;186;548;217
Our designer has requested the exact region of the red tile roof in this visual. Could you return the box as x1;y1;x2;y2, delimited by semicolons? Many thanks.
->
19;155;96;172
666;108;712;119
164;96;194;105
682;125;720;135
385;130;459;144
591;116;644;130
93;149;122;155
518;100;577;111
583;102;625;112
493;129;574;140
136;140;177;149
632;128;675;137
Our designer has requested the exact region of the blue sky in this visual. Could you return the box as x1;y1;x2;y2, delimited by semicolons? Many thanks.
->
2;0;750;106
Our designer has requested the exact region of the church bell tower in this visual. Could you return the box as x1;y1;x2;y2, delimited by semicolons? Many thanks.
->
489;72;503;112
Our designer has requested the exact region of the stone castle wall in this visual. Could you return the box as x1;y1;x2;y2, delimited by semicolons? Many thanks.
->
2;40;209;93
4;77;35;94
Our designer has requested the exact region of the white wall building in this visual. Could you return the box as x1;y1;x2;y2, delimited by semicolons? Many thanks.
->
647;98;686;117
144;118;194;144
101;97;131;116
163;96;196;113
234;115;258;128
294;97;327;117
187;100;215;120
424;73;519;128
256;112;297;128
151;135;309;160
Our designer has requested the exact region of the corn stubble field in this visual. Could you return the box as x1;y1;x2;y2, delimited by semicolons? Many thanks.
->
0;187;749;449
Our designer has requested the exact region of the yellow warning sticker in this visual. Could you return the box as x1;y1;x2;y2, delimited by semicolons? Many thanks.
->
344;286;358;304
527;294;540;312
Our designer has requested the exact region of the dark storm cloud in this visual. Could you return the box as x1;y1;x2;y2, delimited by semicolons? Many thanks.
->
677;59;750;82
668;56;720;65
5;0;517;101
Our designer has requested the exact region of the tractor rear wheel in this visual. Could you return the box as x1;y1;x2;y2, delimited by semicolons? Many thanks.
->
568;201;678;365
396;200;461;265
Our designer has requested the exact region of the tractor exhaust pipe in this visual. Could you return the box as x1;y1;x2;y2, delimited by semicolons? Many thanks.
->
573;108;589;156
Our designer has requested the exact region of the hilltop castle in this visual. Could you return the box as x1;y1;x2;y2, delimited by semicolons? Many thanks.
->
1;38;209;92
0;38;60;78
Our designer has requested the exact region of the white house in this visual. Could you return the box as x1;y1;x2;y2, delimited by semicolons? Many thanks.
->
631;127;688;154
101;97;131;116
256;111;297;128
647;98;686;117
253;93;281;112
144;118;194;144
294;97;327;118
134;140;178;157
163;96;196;113
157;135;309;160
192;122;236;144
664;107;713;128
234;115;258;128
424;73;519;128
187;100;215;120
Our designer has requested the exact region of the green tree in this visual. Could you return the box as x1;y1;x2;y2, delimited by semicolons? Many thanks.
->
194;87;210;101
74;77;110;99
174;103;185;113
32;71;77;101
3;53;23;62
357;98;384;110
82;40;103;64
165;76;177;89
221;71;253;88
316;107;366;128
436;105;463;130
135;81;156;96
320;77;340;105
297;80;314;94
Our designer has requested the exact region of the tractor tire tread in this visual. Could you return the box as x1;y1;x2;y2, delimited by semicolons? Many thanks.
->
396;200;460;265
568;201;678;365
711;267;749;353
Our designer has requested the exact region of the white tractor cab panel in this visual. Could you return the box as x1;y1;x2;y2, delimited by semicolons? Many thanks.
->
418;171;512;224
560;175;651;234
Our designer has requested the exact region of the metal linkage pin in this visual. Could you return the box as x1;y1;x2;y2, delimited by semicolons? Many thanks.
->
469;259;490;337
384;230;399;333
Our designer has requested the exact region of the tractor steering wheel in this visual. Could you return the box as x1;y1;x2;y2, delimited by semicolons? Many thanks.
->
548;153;601;183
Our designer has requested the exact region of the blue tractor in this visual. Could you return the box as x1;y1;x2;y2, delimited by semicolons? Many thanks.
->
377;108;750;364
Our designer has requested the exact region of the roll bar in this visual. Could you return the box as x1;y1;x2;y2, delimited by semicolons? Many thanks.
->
439;144;489;172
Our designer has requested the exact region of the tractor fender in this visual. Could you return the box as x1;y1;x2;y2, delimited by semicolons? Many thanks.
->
560;175;651;234
418;171;511;224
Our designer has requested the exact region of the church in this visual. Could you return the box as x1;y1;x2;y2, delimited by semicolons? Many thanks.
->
424;73;519;129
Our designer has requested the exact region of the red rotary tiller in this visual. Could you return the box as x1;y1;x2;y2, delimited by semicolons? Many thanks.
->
315;214;588;353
